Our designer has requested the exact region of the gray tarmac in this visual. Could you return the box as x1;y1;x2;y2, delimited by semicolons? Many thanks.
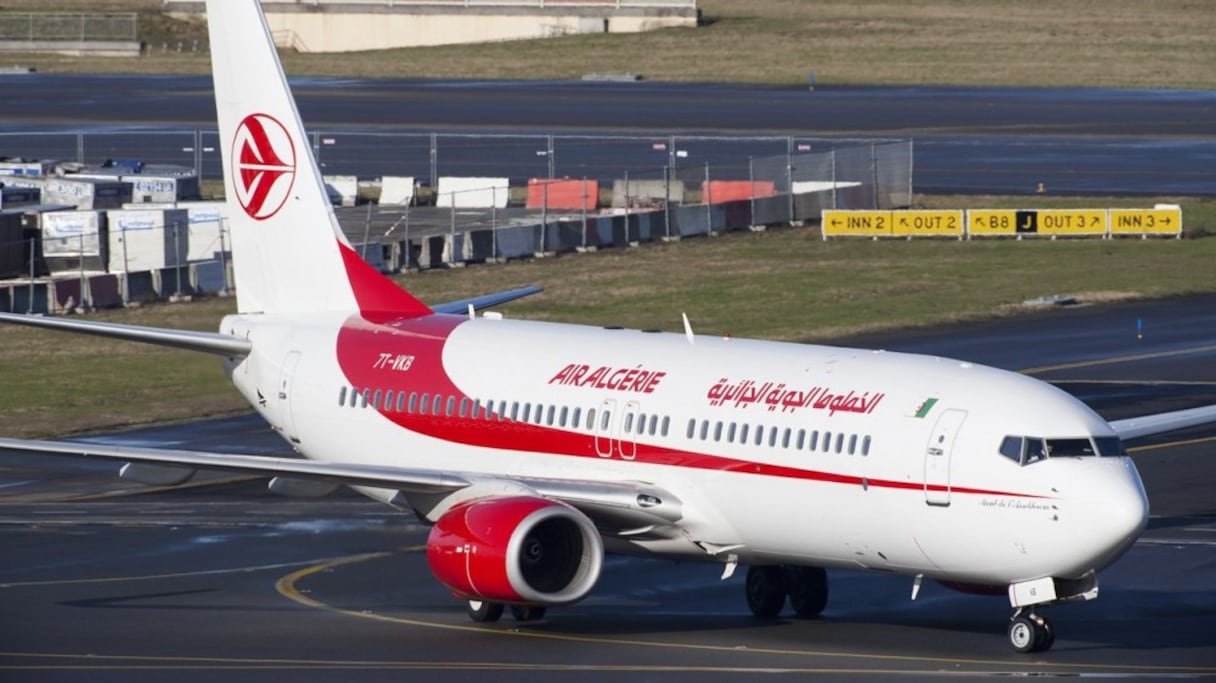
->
1;296;1215;681
1;76;1213;196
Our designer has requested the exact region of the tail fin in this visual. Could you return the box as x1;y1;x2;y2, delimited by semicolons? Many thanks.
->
206;0;431;319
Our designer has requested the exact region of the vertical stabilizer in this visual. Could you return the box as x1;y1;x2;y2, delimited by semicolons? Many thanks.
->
205;0;430;319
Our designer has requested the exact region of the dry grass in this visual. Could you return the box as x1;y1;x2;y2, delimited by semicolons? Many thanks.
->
4;0;1213;88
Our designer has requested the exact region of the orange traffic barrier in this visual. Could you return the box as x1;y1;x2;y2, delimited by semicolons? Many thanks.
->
527;178;599;211
701;180;776;204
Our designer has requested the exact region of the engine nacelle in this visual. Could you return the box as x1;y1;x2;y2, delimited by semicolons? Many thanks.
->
426;495;603;605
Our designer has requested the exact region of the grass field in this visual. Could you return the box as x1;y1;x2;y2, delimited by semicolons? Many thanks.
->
3;0;1213;88
3;203;1215;437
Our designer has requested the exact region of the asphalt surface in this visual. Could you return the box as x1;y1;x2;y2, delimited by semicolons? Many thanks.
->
0;76;1212;195
1;296;1215;681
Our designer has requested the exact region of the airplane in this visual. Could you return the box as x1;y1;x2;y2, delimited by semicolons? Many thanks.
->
2;0;1214;654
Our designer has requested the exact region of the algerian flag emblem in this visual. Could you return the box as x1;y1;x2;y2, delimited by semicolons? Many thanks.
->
911;397;938;418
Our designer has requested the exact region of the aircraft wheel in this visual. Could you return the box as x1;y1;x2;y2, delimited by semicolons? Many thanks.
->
466;600;504;623
745;565;788;618
786;566;829;618
510;605;547;622
1008;613;1052;653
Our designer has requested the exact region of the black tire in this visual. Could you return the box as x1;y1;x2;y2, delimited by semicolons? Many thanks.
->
1038;617;1055;651
466;600;504;623
745;565;787;618
786;566;829;618
1008;616;1039;653
510;605;548;622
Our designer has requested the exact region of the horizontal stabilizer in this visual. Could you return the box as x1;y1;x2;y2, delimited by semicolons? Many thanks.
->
0;312;251;357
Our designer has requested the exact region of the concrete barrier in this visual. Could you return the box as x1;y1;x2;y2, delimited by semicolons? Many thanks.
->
493;224;538;260
87;273;123;308
436;177;509;209
323;175;359;207
380;176;416;206
11;280;50;314
611;178;682;208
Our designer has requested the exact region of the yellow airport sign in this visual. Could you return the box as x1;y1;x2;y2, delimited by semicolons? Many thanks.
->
1036;209;1106;236
1109;208;1182;236
967;210;1019;236
821;210;892;238
891;210;964;237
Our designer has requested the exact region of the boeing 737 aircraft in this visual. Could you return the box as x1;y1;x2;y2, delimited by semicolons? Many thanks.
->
2;0;1214;654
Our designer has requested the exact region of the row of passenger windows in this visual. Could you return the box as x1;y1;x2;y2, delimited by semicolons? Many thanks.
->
337;385;872;457
687;418;872;456
336;386;672;436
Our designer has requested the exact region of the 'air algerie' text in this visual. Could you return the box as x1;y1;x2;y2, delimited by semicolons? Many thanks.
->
548;364;666;394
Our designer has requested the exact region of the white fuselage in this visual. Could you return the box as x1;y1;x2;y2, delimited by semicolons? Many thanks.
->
219;310;1149;588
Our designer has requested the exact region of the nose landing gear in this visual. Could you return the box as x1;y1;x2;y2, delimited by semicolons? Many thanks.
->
1008;608;1055;653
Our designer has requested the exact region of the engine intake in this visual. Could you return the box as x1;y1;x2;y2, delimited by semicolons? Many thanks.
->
426;495;603;605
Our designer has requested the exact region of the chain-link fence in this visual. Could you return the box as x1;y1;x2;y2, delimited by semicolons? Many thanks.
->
0;130;911;306
0;13;137;42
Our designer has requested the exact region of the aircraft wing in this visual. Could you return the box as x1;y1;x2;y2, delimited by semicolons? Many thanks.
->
431;286;543;315
0;436;683;531
1108;404;1216;441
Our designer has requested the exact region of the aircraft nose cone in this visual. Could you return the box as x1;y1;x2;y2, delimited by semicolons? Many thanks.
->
1084;459;1149;571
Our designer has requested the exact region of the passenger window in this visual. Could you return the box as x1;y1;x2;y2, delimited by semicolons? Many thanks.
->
433;395;443;416
349;387;358;408
834;433;844;453
510;402;520;421
699;420;709;441
338;386;347;406
521;403;531;423
754;425;764;446
713;421;723;442
586;408;596;430
687;418;696;439
459;397;469;418
396;392;406;413
446;396;455;417
419;393;429;415
809;430;818;451
559;406;569;427
861;435;871;456
822;431;831;452
546;405;555;425
360;389;370;408
796;429;806;449
769;429;778;448
660;416;670;437
727;422;737;442
624;413;634;434
848;434;857;454
601;411;611;431
498;400;508;420
781;428;791;449
739;423;749;443
408;392;418;413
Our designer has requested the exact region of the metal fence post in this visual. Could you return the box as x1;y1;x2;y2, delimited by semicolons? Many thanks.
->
907;139;915;207
871;142;880;209
547;134;555;178
581;175;588;248
76;131;84;164
26;238;35;314
663;165;671;238
786;137;794;223
429;132;438;189
748;157;756;227
831;148;838;210
704;161;711;235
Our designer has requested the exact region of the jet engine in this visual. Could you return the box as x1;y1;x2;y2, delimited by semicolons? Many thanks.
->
426;496;603;605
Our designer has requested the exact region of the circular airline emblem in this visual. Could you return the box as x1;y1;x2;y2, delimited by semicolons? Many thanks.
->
231;113;296;220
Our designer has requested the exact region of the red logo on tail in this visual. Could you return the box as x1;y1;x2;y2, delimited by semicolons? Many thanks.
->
231;113;296;220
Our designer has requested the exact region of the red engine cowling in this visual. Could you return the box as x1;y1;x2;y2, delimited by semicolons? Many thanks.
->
426;495;603;605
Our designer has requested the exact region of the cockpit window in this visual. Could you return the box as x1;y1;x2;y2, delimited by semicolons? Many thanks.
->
998;435;1099;464
1093;436;1126;457
1046;438;1097;457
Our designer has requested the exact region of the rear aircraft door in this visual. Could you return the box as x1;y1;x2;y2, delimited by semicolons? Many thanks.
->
277;351;302;444
617;400;639;460
924;408;967;506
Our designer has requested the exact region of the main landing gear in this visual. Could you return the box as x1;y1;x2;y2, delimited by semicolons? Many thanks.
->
1008;608;1054;653
745;565;829;619
466;600;547;624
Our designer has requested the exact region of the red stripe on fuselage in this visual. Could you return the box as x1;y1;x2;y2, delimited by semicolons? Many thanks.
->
334;314;1045;500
